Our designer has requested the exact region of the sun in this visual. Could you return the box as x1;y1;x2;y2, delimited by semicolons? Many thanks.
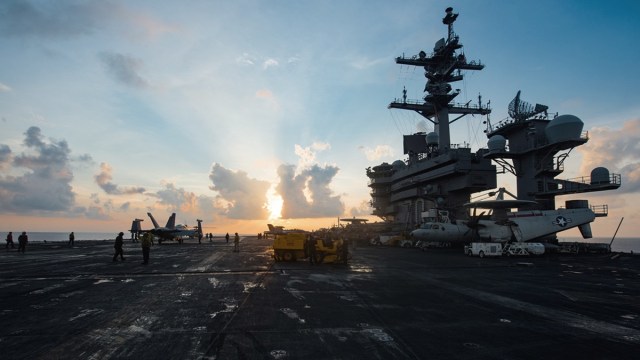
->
267;192;283;220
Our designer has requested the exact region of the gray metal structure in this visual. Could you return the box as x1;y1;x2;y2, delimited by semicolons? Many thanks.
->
367;7;496;232
367;7;621;235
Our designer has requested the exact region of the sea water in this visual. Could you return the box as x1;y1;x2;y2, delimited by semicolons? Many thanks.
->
557;237;639;253
2;231;118;243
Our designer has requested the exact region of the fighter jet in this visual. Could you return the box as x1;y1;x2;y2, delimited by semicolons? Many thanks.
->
134;213;203;243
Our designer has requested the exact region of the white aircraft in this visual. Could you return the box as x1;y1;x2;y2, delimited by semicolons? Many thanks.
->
410;189;597;244
136;213;203;243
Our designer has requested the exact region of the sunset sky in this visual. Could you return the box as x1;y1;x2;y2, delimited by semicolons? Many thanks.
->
1;0;639;238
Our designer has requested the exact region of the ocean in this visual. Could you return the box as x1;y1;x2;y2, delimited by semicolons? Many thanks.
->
559;237;639;253
3;231;119;243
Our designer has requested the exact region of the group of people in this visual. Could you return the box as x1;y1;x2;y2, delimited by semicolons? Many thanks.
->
6;229;242;262
112;231;242;263
5;231;28;253
112;231;153;264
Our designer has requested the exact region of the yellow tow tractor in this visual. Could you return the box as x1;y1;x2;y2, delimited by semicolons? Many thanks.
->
272;231;349;264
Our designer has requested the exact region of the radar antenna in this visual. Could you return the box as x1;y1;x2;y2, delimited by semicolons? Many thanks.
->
508;90;549;121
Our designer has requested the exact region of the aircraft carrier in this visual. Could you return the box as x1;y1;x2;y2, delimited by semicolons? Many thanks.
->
367;7;621;235
0;238;638;359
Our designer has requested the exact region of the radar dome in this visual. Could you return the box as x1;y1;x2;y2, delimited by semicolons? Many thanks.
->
392;160;406;170
544;114;584;143
590;167;611;185
426;132;439;146
487;135;506;152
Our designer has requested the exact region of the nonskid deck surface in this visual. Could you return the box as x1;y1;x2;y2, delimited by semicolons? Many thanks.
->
1;237;639;359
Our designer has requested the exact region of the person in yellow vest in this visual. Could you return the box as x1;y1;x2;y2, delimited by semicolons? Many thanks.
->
141;232;153;265
233;232;240;252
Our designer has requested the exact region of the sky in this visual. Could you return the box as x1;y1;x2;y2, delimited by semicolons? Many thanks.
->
1;0;639;238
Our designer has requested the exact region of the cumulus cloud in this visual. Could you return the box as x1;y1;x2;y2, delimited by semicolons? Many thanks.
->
295;142;330;169
94;162;145;195
153;182;199;213
209;163;270;220
359;144;394;161
349;200;372;217
276;163;344;218
0;126;76;212
99;51;149;88
0;82;11;92
577;119;640;193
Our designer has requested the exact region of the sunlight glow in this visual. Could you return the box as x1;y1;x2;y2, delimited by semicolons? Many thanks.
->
267;192;283;220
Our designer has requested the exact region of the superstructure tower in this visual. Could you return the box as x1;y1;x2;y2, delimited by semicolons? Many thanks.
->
367;7;496;230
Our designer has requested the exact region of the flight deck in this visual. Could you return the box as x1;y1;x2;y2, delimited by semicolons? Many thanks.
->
0;237;638;359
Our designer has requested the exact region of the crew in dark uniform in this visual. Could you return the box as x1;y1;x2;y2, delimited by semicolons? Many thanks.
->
307;235;317;264
17;231;28;253
113;232;125;261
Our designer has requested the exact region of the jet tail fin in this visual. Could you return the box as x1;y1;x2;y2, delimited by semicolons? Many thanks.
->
130;219;144;232
147;213;160;229
166;213;176;229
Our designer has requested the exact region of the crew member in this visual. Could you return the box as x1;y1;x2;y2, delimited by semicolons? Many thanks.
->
5;232;14;249
113;232;125;261
141;232;153;264
68;232;75;247
17;231;28;253
233;232;240;252
307;235;317;264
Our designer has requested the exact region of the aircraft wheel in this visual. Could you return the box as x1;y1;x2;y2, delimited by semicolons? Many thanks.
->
479;250;485;258
283;251;295;262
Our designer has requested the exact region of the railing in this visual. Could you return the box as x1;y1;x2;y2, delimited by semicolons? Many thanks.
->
591;204;608;216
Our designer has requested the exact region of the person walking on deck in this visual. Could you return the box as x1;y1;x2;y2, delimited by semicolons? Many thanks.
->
113;232;125;261
6;232;14;249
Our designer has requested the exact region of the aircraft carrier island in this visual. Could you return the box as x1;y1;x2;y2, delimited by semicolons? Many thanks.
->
367;7;621;240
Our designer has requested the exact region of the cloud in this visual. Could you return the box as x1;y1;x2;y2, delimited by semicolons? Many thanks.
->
99;51;150;88
209;163;270;220
0;82;11;92
295;142;330;169
349;200;372;217
578;118;640;193
263;58;279;69
0;1;177;41
276;163;344;218
359;145;394;161
0;126;76;213
349;56;386;70
83;205;110;220
94;162;145;195
0;0;106;38
236;53;255;66
114;5;180;40
0;144;11;170
153;182;199;213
